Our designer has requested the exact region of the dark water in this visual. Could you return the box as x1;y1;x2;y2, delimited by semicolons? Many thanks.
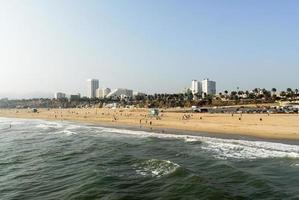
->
0;118;299;200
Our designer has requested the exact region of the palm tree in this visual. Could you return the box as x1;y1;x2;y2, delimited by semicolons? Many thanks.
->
287;88;293;93
286;88;294;99
245;90;250;96
280;91;286;97
295;89;299;99
238;91;244;96
271;88;277;95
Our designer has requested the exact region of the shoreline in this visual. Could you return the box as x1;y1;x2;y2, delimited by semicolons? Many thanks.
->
1;108;299;142
1;110;299;145
86;120;299;145
2;115;299;145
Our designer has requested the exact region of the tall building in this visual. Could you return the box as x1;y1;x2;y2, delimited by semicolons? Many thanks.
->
54;92;66;99
190;80;202;95
87;79;99;98
96;88;111;98
201;79;216;95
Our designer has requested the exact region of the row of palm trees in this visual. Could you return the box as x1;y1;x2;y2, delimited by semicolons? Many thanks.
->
1;88;298;109
218;88;299;101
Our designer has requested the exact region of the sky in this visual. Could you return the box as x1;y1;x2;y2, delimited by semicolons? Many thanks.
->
0;0;299;98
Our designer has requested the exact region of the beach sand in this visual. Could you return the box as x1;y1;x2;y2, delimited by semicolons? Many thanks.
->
0;108;299;140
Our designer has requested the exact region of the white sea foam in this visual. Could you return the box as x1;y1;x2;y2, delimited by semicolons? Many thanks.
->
61;130;77;136
35;123;63;129
134;159;180;177
101;127;299;160
2;118;299;160
290;163;299;167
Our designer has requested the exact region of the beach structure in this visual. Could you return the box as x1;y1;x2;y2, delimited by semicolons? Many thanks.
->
54;92;66;99
106;89;133;99
149;108;159;117
201;79;216;95
87;79;99;98
96;88;111;99
104;103;118;108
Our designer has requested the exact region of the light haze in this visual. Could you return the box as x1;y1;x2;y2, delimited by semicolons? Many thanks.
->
0;0;299;98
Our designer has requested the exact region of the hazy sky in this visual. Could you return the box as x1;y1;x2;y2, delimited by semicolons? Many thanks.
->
0;0;299;98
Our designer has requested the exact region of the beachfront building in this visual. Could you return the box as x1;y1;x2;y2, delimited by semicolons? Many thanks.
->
201;79;216;95
69;93;81;101
96;88;111;99
106;88;133;99
87;79;99;98
133;91;147;97
54;92;66;99
190;80;202;95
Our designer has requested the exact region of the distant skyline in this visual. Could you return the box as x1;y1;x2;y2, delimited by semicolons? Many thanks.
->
1;0;299;99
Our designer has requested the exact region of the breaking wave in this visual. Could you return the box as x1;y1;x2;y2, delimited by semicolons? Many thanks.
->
4;118;299;160
102;127;299;160
134;159;180;177
1;117;299;199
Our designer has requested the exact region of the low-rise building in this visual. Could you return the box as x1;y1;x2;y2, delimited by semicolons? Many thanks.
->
69;93;81;101
106;88;133;99
133;91;147;97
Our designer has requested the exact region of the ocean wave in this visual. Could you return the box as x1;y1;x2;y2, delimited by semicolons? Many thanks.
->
102;127;299;160
199;138;299;160
61;130;77;136
133;159;180;178
2;118;299;160
35;123;63;129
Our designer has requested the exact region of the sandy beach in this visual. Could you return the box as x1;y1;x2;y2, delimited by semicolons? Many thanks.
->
0;108;299;140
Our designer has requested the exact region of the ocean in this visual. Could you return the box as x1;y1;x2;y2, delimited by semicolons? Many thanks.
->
0;117;299;200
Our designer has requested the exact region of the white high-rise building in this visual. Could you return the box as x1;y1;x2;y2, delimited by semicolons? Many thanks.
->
96;88;111;98
87;79;99;98
201;79;216;95
190;80;202;95
54;92;66;99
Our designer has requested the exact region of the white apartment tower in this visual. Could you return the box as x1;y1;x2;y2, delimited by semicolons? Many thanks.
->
190;80;202;95
96;88;111;98
87;79;99;98
201;79;216;95
54;92;66;99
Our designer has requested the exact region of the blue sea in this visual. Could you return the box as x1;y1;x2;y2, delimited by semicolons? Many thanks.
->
0;117;299;200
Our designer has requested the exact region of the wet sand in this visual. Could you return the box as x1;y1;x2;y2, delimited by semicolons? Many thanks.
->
0;108;299;140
